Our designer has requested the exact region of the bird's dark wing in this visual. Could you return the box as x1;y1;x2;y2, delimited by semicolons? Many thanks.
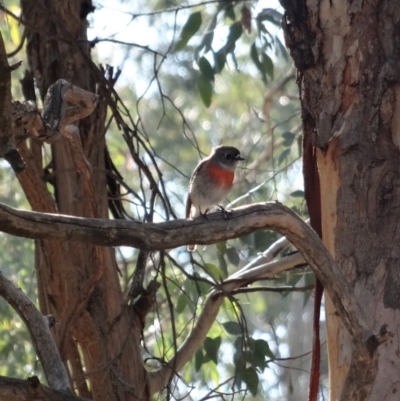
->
186;160;205;218
185;194;192;218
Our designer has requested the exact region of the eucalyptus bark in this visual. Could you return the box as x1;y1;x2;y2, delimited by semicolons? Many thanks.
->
281;0;400;399
19;1;148;400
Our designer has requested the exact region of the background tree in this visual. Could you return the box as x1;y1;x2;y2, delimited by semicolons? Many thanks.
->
1;0;394;400
280;0;400;400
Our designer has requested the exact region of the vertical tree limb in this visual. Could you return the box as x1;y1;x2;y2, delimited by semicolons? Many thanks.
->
0;32;25;172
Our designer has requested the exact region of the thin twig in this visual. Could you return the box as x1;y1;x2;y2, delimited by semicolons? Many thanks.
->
228;284;314;295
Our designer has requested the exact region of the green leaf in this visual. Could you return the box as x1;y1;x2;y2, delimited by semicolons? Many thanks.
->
304;271;316;286
198;56;214;81
220;22;243;54
195;349;204;371
251;349;267;370
286;272;303;287
231;51;239;71
215;22;242;71
197;74;213;107
185;273;211;298
262;53;274;79
205;263;224;280
234;335;244;351
214;50;227;73
223;321;242;335
226;247;240;266
282;131;295;147
217;252;228;277
254;230;277;252
226;22;243;49
250;43;266;83
224;4;236;20
254;339;274;359
175;11;202;51
250;42;261;66
245;367;259;396
233;361;246;389
176;293;187;314
216;242;227;254
197;277;212;295
278;148;291;166
183;278;197;301
290;190;304;198
195;13;217;59
204;336;221;364
246;338;271;370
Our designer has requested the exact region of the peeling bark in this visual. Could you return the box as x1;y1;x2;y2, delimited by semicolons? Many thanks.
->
18;1;149;400
0;32;25;172
281;0;400;399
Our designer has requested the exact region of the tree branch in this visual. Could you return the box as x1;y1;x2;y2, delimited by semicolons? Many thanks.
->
0;273;70;392
226;252;306;288
13;79;98;144
147;251;306;395
0;201;366;333
0;201;385;375
0;375;89;401
228;284;314;295
0;32;25;172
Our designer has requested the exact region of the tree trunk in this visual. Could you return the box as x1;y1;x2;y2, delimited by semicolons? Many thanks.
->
19;1;148;400
281;0;400;399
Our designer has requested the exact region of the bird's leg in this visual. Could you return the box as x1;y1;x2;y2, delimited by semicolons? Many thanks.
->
200;207;209;219
218;205;232;220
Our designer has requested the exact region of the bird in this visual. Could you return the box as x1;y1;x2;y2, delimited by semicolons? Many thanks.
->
186;145;245;251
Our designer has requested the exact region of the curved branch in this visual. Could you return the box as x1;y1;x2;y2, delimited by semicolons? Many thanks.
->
148;288;224;395
227;251;305;286
0;375;88;401
0;201;377;344
0;201;366;331
0;273;70;392
147;251;305;395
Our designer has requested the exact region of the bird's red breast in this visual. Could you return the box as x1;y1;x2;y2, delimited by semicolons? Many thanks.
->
206;163;234;189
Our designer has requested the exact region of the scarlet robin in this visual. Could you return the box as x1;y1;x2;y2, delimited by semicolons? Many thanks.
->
186;145;245;251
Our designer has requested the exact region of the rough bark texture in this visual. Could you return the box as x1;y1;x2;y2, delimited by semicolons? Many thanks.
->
281;0;400;399
0;376;91;401
19;1;148;400
0;33;25;171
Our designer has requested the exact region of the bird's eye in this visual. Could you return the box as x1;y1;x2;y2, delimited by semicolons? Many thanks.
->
225;153;232;160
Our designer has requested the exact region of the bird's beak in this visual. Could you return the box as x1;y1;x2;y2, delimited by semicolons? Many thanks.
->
236;155;245;161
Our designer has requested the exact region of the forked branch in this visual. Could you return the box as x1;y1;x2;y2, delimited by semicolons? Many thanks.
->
0;201;378;347
0;200;389;399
